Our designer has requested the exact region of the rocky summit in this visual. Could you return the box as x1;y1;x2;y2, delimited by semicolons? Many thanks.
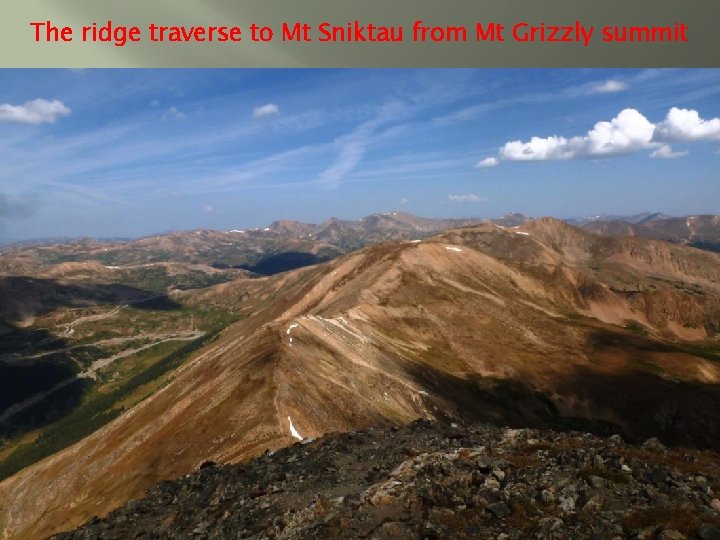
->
54;420;720;540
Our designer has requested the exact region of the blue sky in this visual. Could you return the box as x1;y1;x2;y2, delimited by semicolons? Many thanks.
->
0;68;719;241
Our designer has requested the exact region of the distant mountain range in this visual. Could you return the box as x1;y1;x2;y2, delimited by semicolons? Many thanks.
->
0;212;487;277
504;212;720;252
4;211;718;263
564;212;675;226
580;214;720;252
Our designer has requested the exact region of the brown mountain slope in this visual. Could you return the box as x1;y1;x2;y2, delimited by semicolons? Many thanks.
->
1;220;720;539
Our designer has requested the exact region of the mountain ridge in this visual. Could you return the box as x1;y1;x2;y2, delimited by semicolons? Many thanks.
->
1;218;720;539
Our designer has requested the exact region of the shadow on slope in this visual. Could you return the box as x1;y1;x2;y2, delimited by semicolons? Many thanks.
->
0;327;223;482
406;340;720;449
554;365;720;449
129;295;182;311
689;241;720;253
554;327;720;447
0;276;181;322
0;326;60;355
405;363;625;440
0;324;87;438
238;252;331;276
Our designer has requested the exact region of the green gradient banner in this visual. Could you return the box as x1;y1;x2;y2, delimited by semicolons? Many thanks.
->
2;0;718;67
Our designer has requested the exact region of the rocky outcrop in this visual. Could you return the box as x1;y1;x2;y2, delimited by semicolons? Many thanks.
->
54;420;720;540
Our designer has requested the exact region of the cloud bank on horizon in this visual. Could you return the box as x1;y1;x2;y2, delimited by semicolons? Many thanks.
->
478;106;720;166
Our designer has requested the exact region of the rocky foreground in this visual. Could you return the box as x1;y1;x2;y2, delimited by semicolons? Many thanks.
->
54;420;720;539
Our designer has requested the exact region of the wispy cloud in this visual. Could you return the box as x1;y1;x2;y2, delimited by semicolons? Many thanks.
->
447;193;487;203
318;138;366;187
650;145;688;159
475;157;498;168
0;99;70;125
162;107;187;120
252;103;280;118
587;80;629;94
317;102;407;188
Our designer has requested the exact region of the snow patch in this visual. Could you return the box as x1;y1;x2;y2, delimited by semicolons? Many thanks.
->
418;390;429;396
306;315;370;343
445;246;463;252
286;323;299;335
288;416;303;440
264;227;270;231
514;231;530;236
104;266;120;269
409;239;421;243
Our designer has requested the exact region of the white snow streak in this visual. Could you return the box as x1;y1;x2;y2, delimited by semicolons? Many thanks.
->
445;246;463;252
514;231;530;236
286;323;299;335
288;416;303;440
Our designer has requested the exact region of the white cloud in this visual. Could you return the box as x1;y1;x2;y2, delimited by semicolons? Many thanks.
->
654;107;720;142
483;106;720;167
583;108;656;155
252;103;280;118
202;204;214;213
163;107;186;120
475;157;498;168
0;99;70;125
500;135;574;161
588;80;628;94
399;197;409;205
447;193;487;203
650;145;688;159
499;108;656;161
